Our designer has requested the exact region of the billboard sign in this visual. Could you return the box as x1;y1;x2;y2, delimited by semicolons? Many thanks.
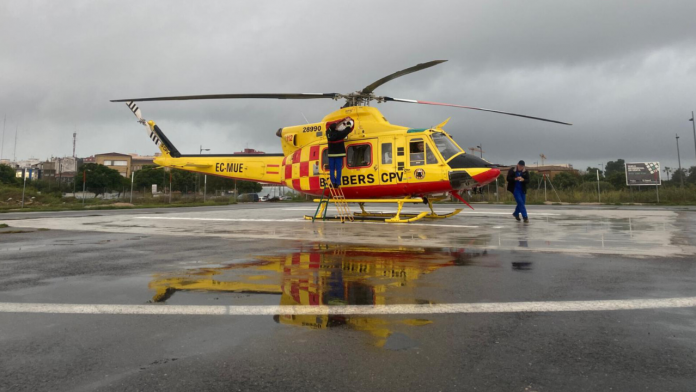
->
625;162;661;186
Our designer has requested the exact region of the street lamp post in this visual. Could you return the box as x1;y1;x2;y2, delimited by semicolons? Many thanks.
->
21;174;27;208
690;111;696;160
476;144;483;158
676;134;684;187
596;169;601;203
198;146;210;200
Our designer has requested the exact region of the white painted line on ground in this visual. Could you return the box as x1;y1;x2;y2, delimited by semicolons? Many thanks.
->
134;216;478;228
134;217;302;222
282;208;560;216
1;297;694;316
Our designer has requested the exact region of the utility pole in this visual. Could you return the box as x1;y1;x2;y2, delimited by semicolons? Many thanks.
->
169;170;172;204
539;154;546;166
676;134;684;187
21;174;27;208
72;132;77;158
130;171;134;203
82;170;86;205
596;169;601;203
198;146;210;200
204;174;207;202
58;158;62;191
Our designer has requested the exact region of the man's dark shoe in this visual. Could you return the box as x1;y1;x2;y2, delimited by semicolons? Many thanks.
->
523;218;529;223
513;214;521;221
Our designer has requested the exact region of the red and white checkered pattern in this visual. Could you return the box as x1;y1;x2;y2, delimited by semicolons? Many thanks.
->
282;145;323;192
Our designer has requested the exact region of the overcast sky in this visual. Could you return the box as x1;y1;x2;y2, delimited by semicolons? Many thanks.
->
2;0;696;172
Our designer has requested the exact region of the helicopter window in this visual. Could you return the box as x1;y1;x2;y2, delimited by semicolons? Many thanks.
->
321;148;328;171
425;144;439;164
431;132;461;161
409;139;425;166
382;143;393;164
346;144;372;168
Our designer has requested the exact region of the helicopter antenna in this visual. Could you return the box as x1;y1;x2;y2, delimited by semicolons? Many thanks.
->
300;112;309;124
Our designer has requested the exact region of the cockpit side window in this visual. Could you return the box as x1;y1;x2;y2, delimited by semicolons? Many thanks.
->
425;143;439;164
431;132;462;161
409;139;425;166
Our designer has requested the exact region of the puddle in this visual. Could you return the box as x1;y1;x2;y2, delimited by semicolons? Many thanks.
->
149;243;491;347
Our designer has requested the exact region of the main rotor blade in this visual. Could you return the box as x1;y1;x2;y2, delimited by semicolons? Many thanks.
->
383;97;572;126
111;93;340;103
361;60;447;95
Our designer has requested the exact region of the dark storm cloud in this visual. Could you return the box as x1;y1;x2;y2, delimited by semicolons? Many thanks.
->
1;0;696;171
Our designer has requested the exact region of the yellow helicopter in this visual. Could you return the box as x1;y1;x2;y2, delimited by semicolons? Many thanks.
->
112;60;570;222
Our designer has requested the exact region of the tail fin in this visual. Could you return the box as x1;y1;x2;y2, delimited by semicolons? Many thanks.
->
125;101;181;158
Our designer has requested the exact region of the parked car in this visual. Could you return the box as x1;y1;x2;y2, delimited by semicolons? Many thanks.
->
237;193;259;202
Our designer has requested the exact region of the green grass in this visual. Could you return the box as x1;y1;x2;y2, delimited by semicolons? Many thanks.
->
0;223;8;228
0;184;242;213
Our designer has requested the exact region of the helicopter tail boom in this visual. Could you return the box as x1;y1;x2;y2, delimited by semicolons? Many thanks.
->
123;101;283;184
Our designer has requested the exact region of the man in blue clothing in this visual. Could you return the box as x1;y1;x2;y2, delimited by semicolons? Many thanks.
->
506;160;530;223
325;117;354;188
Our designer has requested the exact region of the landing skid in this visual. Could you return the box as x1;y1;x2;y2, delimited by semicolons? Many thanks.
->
306;196;464;223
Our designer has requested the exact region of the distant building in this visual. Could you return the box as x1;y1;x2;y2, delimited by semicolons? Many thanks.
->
528;164;579;179
130;153;155;172
234;148;265;155
15;167;41;180
94;152;155;177
13;158;43;180
95;152;132;177
34;157;79;183
83;156;96;163
499;164;579;180
37;161;56;180
50;156;78;173
13;158;42;169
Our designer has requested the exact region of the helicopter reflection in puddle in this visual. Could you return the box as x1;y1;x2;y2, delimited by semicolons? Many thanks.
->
149;243;491;346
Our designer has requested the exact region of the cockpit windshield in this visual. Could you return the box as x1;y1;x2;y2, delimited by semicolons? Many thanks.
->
431;132;462;161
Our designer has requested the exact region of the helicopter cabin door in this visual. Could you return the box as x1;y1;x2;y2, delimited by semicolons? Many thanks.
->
404;134;442;194
377;137;406;195
341;138;377;195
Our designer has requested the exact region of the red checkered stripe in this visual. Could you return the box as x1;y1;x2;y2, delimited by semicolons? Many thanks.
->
282;145;323;192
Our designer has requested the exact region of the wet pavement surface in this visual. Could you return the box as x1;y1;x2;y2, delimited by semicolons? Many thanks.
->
1;203;696;391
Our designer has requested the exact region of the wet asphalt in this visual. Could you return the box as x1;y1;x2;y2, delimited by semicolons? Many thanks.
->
1;204;695;391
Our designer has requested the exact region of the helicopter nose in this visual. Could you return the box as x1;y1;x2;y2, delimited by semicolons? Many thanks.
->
470;168;500;185
448;168;500;190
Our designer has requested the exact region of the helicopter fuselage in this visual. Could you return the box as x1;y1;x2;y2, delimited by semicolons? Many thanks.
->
152;106;500;199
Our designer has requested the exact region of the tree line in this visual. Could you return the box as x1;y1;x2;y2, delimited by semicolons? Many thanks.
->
520;159;696;191
0;163;261;197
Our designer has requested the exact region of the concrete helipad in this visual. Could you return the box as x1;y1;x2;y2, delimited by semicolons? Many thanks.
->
1;203;695;391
